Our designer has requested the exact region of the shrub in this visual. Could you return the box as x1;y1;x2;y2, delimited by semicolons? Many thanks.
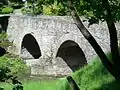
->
0;65;12;82
1;7;14;14
0;32;12;49
21;4;42;15
43;5;53;15
0;33;28;78
21;7;31;15
43;4;61;15
0;56;28;81
42;2;69;15
0;55;26;89
34;6;42;15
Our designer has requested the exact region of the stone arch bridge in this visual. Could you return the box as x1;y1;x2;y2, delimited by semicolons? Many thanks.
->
7;15;120;76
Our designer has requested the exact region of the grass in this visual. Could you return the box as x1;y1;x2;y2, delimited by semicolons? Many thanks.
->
23;79;68;90
0;52;120;90
72;60;114;90
0;79;70;90
72;52;120;90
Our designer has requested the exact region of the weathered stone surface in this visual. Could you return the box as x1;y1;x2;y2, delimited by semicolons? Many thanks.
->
7;15;120;76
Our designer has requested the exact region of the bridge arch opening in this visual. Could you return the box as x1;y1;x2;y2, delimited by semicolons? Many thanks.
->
21;34;41;59
56;40;87;71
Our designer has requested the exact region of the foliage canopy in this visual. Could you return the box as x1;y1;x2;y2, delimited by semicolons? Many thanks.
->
40;0;120;21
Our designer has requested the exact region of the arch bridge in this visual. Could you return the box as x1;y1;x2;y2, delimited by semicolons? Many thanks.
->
7;16;115;76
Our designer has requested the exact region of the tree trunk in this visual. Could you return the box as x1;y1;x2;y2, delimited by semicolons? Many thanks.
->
102;0;120;68
106;20;120;64
67;0;119;79
67;76;80;90
105;1;120;80
107;20;120;80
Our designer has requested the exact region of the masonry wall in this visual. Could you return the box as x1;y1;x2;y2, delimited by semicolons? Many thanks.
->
7;15;120;76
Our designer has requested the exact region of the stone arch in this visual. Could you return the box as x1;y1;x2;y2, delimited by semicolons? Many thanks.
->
56;40;87;71
21;34;41;59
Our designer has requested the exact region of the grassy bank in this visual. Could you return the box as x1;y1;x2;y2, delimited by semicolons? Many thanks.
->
72;60;114;90
72;52;120;90
1;53;120;90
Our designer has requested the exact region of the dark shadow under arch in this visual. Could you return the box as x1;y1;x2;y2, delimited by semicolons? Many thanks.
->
56;40;87;72
0;47;6;56
21;34;41;59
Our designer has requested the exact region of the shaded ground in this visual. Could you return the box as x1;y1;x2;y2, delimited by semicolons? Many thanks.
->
98;81;120;90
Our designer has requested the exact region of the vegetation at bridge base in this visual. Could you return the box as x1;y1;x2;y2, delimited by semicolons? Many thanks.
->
0;55;28;76
0;32;12;51
0;55;28;89
0;51;120;90
0;32;28;89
